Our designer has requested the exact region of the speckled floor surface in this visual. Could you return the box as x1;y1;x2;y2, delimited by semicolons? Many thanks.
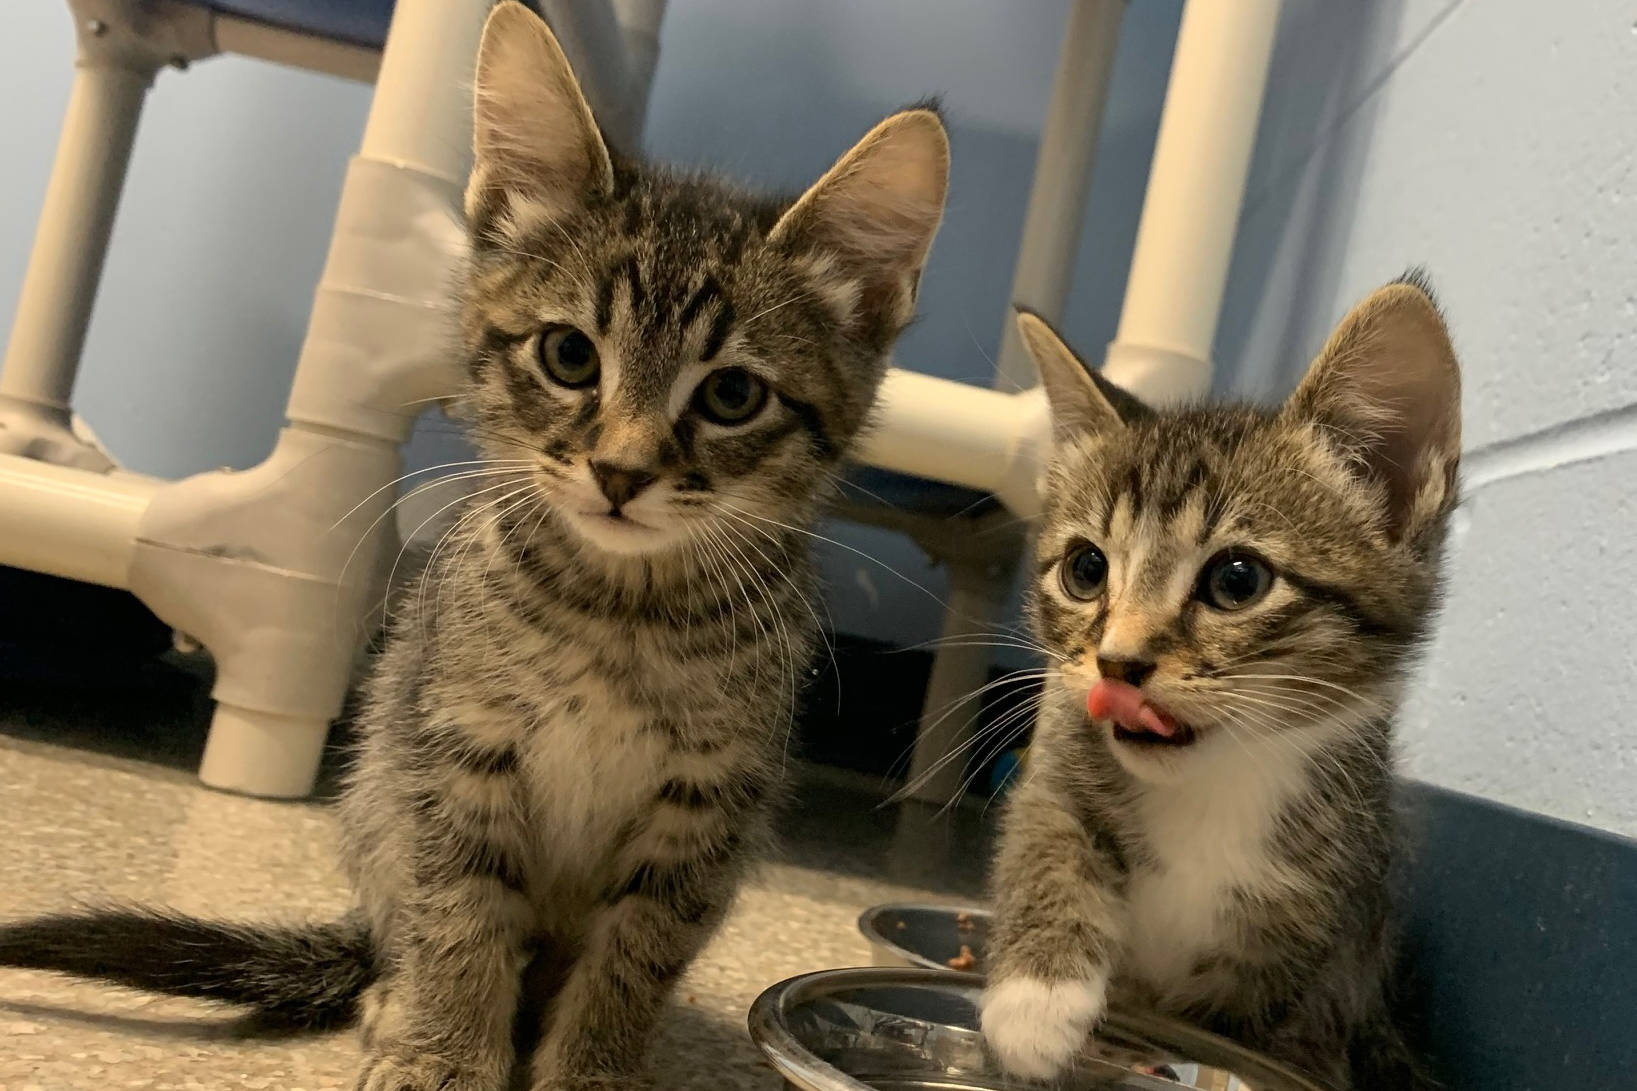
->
0;654;995;1090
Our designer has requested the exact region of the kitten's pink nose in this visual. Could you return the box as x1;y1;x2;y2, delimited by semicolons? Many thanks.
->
590;461;656;509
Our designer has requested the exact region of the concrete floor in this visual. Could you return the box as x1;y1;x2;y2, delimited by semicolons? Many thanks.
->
0;652;994;1090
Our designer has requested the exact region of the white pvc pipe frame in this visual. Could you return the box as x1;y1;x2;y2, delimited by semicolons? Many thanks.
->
0;0;1280;796
0;0;665;798
898;0;1125;808
861;0;1282;515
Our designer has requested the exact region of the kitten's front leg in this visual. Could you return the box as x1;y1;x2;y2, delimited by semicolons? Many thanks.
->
982;775;1126;1082
356;793;535;1091
528;794;751;1090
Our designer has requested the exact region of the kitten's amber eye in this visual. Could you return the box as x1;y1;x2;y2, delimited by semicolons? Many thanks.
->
1199;552;1272;611
694;367;768;425
537;326;599;389
1060;543;1108;601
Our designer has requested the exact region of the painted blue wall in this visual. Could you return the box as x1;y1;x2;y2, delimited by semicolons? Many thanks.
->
1216;0;1637;837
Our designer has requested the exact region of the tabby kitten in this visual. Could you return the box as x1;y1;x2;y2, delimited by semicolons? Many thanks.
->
0;4;947;1089
981;278;1459;1090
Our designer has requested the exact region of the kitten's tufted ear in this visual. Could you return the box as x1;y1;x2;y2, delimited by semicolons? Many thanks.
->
466;2;614;228
1285;273;1462;539
1016;310;1146;441
770;107;949;336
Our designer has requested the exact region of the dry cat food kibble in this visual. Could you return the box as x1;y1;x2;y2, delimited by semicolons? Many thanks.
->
955;911;974;933
947;944;977;971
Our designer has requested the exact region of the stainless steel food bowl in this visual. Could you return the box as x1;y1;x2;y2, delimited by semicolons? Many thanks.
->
748;966;1325;1091
857;903;991;973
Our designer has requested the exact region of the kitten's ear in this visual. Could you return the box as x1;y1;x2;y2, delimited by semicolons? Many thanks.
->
1284;274;1462;538
466;1;614;225
1016;310;1144;441
769;107;949;333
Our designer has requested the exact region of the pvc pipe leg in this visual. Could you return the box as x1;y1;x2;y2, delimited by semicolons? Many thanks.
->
1102;0;1281;404
613;0;667;134
991;0;1124;393
158;0;659;798
0;59;154;469
159;2;485;798
903;563;1016;806
197;704;334;800
131;427;401;799
359;0;487;181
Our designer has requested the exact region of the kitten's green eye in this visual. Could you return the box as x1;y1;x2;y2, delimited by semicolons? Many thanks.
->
537;326;599;389
694;367;768;425
1060;543;1108;601
1200;552;1273;611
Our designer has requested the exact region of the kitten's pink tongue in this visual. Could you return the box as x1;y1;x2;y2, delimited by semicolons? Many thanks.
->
1087;679;1179;738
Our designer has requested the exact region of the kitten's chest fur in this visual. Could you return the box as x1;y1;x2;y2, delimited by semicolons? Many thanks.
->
350;515;810;930
520;672;669;879
1113;739;1315;1002
475;600;776;879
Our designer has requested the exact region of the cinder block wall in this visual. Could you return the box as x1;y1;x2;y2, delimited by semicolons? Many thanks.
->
1218;0;1637;835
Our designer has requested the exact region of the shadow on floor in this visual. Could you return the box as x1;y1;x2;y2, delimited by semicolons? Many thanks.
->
0;641;998;900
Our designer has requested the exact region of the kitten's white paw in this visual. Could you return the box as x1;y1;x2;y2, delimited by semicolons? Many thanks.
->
980;974;1107;1081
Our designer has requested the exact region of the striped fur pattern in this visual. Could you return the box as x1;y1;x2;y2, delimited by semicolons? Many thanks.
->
0;6;947;1091
323;5;943;1089
982;277;1461;1089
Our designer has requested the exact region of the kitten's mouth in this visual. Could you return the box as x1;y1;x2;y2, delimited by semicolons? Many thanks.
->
561;507;672;553
1088;680;1199;748
579;508;655;531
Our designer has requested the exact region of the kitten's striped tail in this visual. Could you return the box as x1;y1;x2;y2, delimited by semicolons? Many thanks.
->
0;907;375;1032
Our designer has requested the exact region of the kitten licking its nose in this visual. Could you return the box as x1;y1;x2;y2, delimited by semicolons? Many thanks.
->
982;276;1459;1090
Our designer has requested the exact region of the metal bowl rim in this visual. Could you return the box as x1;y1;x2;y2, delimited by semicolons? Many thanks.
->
748;965;1329;1091
748;965;986;1091
855;902;991;971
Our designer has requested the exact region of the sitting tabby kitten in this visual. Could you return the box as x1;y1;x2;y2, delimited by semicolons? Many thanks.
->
0;5;947;1089
982;278;1458;1090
